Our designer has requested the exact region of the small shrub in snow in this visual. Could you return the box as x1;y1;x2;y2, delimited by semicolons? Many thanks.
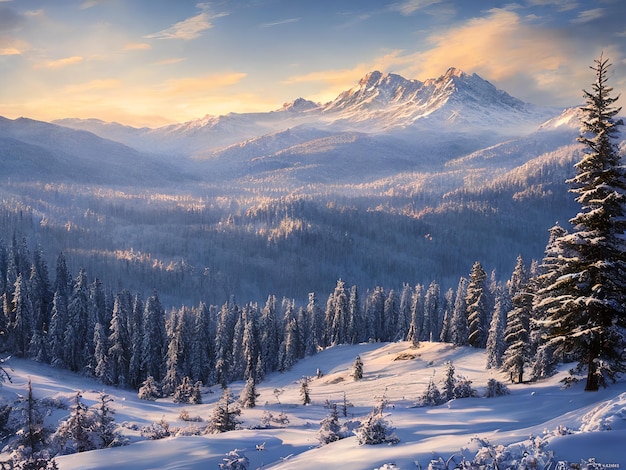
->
140;418;171;440
484;378;510;398
219;449;249;470
453;376;477;399
419;377;444;406
354;410;399;446
179;410;203;422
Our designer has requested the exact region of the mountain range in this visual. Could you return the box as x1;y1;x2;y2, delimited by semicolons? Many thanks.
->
1;67;619;306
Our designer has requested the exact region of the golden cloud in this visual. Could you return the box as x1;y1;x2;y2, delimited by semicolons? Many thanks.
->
123;42;151;51
42;55;84;69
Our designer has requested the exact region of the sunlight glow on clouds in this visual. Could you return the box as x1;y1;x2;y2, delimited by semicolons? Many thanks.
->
41;56;84;69
145;4;228;41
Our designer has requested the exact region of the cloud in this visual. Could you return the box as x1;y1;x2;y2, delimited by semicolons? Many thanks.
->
391;0;444;15
260;17;301;28
570;8;605;24
526;0;579;12
145;4;228;40
41;56;84;69
152;57;186;66
0;47;20;55
123;42;151;51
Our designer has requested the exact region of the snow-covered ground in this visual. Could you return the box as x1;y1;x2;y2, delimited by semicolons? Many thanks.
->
2;342;625;469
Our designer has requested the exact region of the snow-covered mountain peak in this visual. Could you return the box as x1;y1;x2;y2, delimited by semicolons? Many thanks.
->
279;97;319;113
323;70;423;113
537;106;583;131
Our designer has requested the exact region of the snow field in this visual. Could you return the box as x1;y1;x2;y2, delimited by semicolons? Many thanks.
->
2;341;625;469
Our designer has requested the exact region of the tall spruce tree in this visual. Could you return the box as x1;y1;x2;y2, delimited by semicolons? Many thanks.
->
466;262;489;348
542;55;626;391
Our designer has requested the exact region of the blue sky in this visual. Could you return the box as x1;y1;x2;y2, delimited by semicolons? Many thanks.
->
1;0;624;126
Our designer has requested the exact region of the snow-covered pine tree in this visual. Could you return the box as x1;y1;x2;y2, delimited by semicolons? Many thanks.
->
317;403;342;445
127;293;144;389
383;289;399;342
442;361;456;402
141;290;166;383
466;262;489;348
138;375;160;401
420;375;443;406
63;269;90;373
449;277;468;346
92;391;123;449
347;284;364;344
352;355;364;381
240;376;258;408
485;287;508;369
423;281;442;342
206;388;241;433
530;224;568;380
53;391;96;454
406;284;423;347
107;290;132;387
300;376;311;405
541;55;626;391
502;262;532;383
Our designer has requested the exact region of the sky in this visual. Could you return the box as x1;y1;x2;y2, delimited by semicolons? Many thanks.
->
1;0;625;127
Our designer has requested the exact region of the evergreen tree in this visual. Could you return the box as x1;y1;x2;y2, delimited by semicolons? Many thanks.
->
406;284;423;347
442;361;456;402
259;295;280;375
278;302;299;372
317;403;342;445
63;269;89;372
420;375;443;406
300;376;311;405
239;376;258;408
107;290;132;387
190;302;214;386
11;380;50;463
383;289;399;342
397;283;413;342
466;262;489;348
10;274;33;357
47;291;68;368
502;272;532;383
141;290;166;383
439;288;454;343
307;292;324;353
206;388;241;433
346;285;364;344
485;288;508;369
53;392;96;454
449;277;468;346
93;323;111;385
127;293;144;389
530;224;568;380
542;55;626;391
423;281;442;342
365;286;385;342
138;376;160;401
351;355;364;381
92;392;122;449
172;376;196;404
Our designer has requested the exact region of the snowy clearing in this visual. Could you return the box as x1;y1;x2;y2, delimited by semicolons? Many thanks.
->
2;341;625;469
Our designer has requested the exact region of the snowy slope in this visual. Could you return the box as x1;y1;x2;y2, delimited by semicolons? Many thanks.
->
2;342;625;469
